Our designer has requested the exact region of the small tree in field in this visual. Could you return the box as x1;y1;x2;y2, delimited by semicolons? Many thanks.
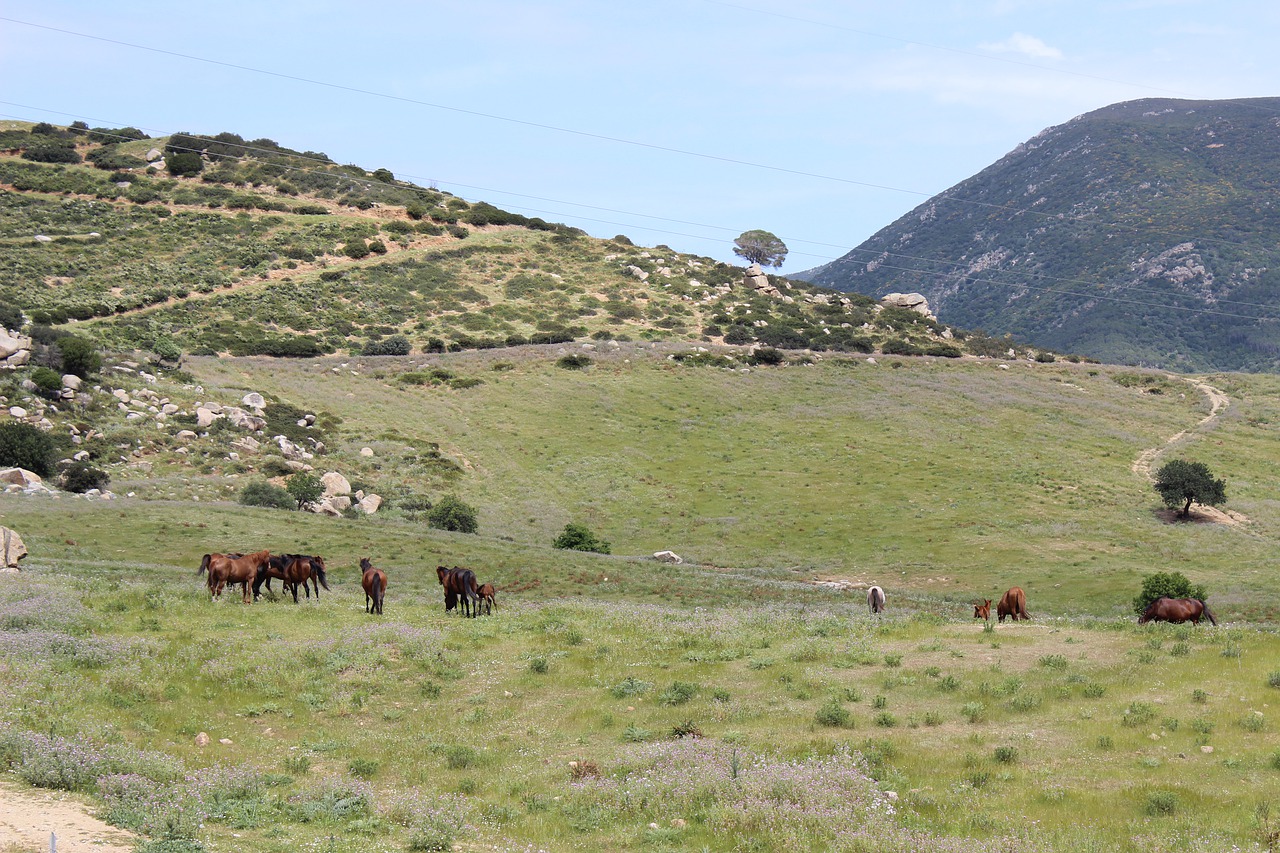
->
733;230;788;268
286;472;324;509
427;495;479;534
57;336;101;378
1153;459;1226;518
1134;571;1209;615
552;523;611;554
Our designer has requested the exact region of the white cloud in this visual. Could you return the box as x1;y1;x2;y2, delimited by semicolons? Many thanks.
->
979;32;1064;60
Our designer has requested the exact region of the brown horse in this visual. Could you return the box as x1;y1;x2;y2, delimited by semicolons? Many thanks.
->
279;554;329;603
476;582;496;616
1139;597;1217;626
973;599;992;620
997;587;1029;622
361;557;387;615
867;586;886;615
437;565;479;617
200;551;271;603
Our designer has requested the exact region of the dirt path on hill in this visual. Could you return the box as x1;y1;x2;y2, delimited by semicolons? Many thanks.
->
1131;376;1244;526
0;778;136;853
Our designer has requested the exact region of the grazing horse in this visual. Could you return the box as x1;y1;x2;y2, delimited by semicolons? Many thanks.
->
476;582;496;616
436;565;479;617
360;557;387;615
1139;597;1217;626
997;587;1029;622
867;586;886;615
279;554;329;603
200;551;271;603
973;599;992;620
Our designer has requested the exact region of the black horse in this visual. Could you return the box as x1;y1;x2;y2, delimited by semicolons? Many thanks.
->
436;565;479;617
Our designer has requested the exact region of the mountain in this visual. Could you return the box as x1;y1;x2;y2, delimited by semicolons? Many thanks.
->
795;97;1280;372
0;122;1002;362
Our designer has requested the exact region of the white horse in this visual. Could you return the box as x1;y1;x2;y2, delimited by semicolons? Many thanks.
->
867;586;886;614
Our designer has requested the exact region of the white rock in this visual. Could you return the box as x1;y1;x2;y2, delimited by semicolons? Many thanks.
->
0;526;27;568
321;471;351;497
8;407;26;419
242;392;266;409
358;494;383;514
359;447;374;457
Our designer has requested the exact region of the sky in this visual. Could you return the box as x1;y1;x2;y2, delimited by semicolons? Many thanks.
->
4;1;1280;272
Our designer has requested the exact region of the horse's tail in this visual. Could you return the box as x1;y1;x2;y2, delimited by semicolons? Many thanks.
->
1202;600;1218;626
313;558;330;591
198;554;211;576
373;573;384;603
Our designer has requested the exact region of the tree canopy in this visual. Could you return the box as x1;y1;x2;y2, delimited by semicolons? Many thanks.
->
1133;571;1208;614
1153;459;1226;518
733;230;788;268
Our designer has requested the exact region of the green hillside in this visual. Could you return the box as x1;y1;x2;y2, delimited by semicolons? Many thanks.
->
0;121;1002;361
797;97;1280;372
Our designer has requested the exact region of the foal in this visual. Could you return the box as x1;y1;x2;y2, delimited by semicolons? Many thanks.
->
476;582;496;615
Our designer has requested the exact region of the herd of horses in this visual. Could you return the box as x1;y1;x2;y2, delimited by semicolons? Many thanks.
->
199;555;1212;627
196;551;498;618
866;583;1215;626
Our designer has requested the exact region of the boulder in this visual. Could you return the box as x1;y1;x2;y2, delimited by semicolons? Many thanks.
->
321;471;351;497
359;447;374;457
358;494;383;514
881;292;934;318
0;333;30;358
653;550;684;564
4;349;30;367
0;526;26;568
311;499;343;517
241;392;266;409
627;265;649;281
196;407;219;429
743;263;771;290
8;407;26;419
176;429;198;440
230;436;260;454
330;495;352;512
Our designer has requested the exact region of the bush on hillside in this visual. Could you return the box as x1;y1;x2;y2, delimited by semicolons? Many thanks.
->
556;354;592;370
426;495;479;534
29;367;63;400
57;336;101;378
362;335;411;356
21;142;81;164
1133;571;1209;615
286;472;324;510
552;523;611;554
0;423;60;477
165;152;203;177
238;481;296;511
60;462;110;494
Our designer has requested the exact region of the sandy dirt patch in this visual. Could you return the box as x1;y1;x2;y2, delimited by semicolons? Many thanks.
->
0;779;136;853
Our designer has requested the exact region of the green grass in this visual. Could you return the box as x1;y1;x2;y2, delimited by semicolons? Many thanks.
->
2;347;1280;850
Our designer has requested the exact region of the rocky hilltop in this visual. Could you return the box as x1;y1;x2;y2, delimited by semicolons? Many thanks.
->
797;97;1280;372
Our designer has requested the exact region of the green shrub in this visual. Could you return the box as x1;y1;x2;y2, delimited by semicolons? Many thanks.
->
609;677;652;698
286;472;324;509
343;241;371;259
658;681;699;706
556;354;592;370
22;142;81;164
362;335;411;356
815;700;851;728
30;366;63;399
57;336;101;378
426;495;478;534
60;462;110;494
238;481;296;510
1134;571;1208;615
994;746;1018;764
165;152;203;177
0;422;59;476
552;523;610;554
747;347;786;366
1144;790;1178;815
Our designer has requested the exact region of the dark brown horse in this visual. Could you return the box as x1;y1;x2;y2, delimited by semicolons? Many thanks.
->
997;587;1029;622
437;565;479;617
361;557;387;615
476;582;496;616
973;599;992;620
1139;597;1217;626
199;551;271;603
253;555;289;599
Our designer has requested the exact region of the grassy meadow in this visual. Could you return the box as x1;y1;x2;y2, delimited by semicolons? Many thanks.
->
3;350;1280;851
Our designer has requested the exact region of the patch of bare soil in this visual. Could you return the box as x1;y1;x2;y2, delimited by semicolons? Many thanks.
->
1155;506;1246;527
0;779;136;853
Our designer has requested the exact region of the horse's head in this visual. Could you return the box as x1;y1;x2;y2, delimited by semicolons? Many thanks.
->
436;565;449;585
360;557;373;572
973;600;991;620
